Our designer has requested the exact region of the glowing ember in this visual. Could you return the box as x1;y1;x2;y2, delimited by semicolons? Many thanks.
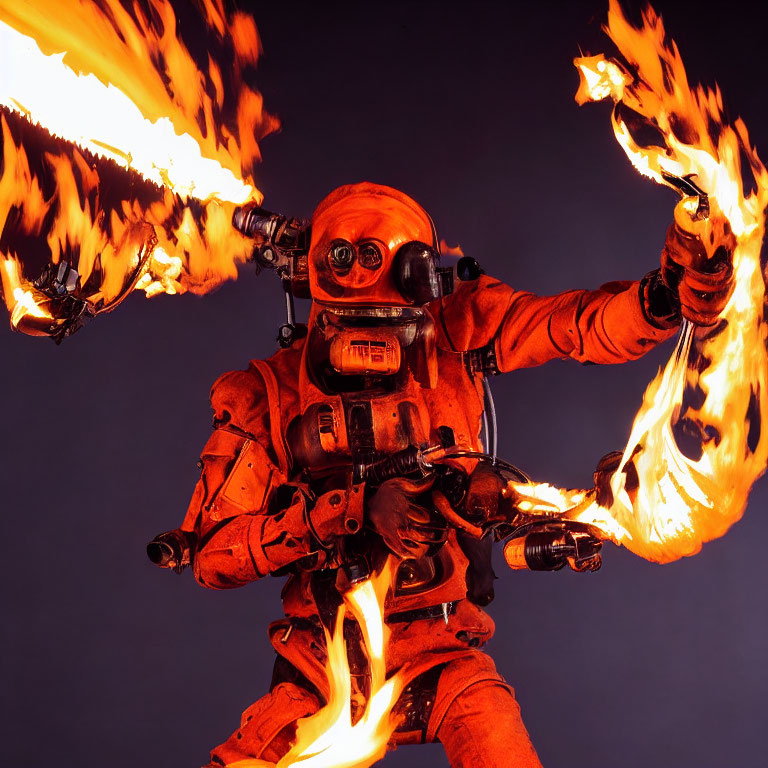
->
0;0;276;336
228;564;406;768
519;0;768;563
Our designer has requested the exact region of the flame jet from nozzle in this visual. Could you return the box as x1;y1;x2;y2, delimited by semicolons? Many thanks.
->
0;0;277;339
509;0;768;564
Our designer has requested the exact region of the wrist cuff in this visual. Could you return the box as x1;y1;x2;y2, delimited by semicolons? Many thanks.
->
639;269;681;330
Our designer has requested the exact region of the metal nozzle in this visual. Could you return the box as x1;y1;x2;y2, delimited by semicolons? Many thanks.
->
661;171;710;220
232;205;310;273
146;529;196;574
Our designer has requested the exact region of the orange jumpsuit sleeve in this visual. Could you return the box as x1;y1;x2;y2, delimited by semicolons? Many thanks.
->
182;366;327;590
429;275;678;370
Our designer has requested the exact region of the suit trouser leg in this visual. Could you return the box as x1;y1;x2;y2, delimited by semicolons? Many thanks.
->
433;677;543;768
205;682;320;766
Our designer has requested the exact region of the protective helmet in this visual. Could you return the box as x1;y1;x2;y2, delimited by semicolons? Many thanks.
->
308;182;441;306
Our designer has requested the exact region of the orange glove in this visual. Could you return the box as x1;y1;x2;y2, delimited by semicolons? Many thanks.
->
367;479;447;559
463;464;509;529
660;217;735;326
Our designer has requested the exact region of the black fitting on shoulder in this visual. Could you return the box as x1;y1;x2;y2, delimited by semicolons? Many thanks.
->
457;256;484;281
465;342;500;376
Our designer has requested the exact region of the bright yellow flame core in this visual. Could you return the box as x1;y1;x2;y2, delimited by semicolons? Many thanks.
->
0;19;254;204
533;0;768;563
1;257;52;326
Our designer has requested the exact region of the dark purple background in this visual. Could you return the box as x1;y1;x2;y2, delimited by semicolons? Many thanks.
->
1;1;766;766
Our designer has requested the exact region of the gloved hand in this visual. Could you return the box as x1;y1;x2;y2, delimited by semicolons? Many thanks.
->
462;464;518;531
659;207;736;326
367;478;447;559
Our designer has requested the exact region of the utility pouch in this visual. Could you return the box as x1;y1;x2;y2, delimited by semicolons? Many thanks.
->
210;439;285;521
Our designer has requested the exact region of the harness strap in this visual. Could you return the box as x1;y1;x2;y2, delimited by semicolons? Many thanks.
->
251;359;291;476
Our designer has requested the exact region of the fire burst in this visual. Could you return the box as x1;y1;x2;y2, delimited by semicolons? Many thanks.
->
514;0;768;564
0;0;275;339
227;564;407;768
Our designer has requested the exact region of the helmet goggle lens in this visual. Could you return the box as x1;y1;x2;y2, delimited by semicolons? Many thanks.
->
328;240;383;273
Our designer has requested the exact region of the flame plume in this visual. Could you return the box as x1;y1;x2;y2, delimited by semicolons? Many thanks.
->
0;0;276;338
229;564;407;768
515;0;768;563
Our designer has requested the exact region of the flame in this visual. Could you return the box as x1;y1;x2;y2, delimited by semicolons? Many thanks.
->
229;563;407;768
0;0;277;335
439;238;464;258
518;1;768;563
1;256;52;328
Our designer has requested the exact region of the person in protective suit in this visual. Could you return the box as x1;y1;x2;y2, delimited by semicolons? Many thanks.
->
149;182;733;767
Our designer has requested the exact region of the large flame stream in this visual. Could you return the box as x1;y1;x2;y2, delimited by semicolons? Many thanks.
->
0;16;253;203
0;0;276;337
230;565;406;768
514;0;768;563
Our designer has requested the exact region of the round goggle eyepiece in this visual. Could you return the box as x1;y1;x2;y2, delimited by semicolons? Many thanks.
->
358;242;383;270
329;240;355;270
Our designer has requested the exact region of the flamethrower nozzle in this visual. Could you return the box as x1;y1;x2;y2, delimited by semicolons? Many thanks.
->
661;171;710;221
147;529;196;574
232;204;276;241
232;204;310;272
503;521;603;573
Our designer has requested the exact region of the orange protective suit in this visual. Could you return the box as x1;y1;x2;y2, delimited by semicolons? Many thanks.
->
177;183;677;768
